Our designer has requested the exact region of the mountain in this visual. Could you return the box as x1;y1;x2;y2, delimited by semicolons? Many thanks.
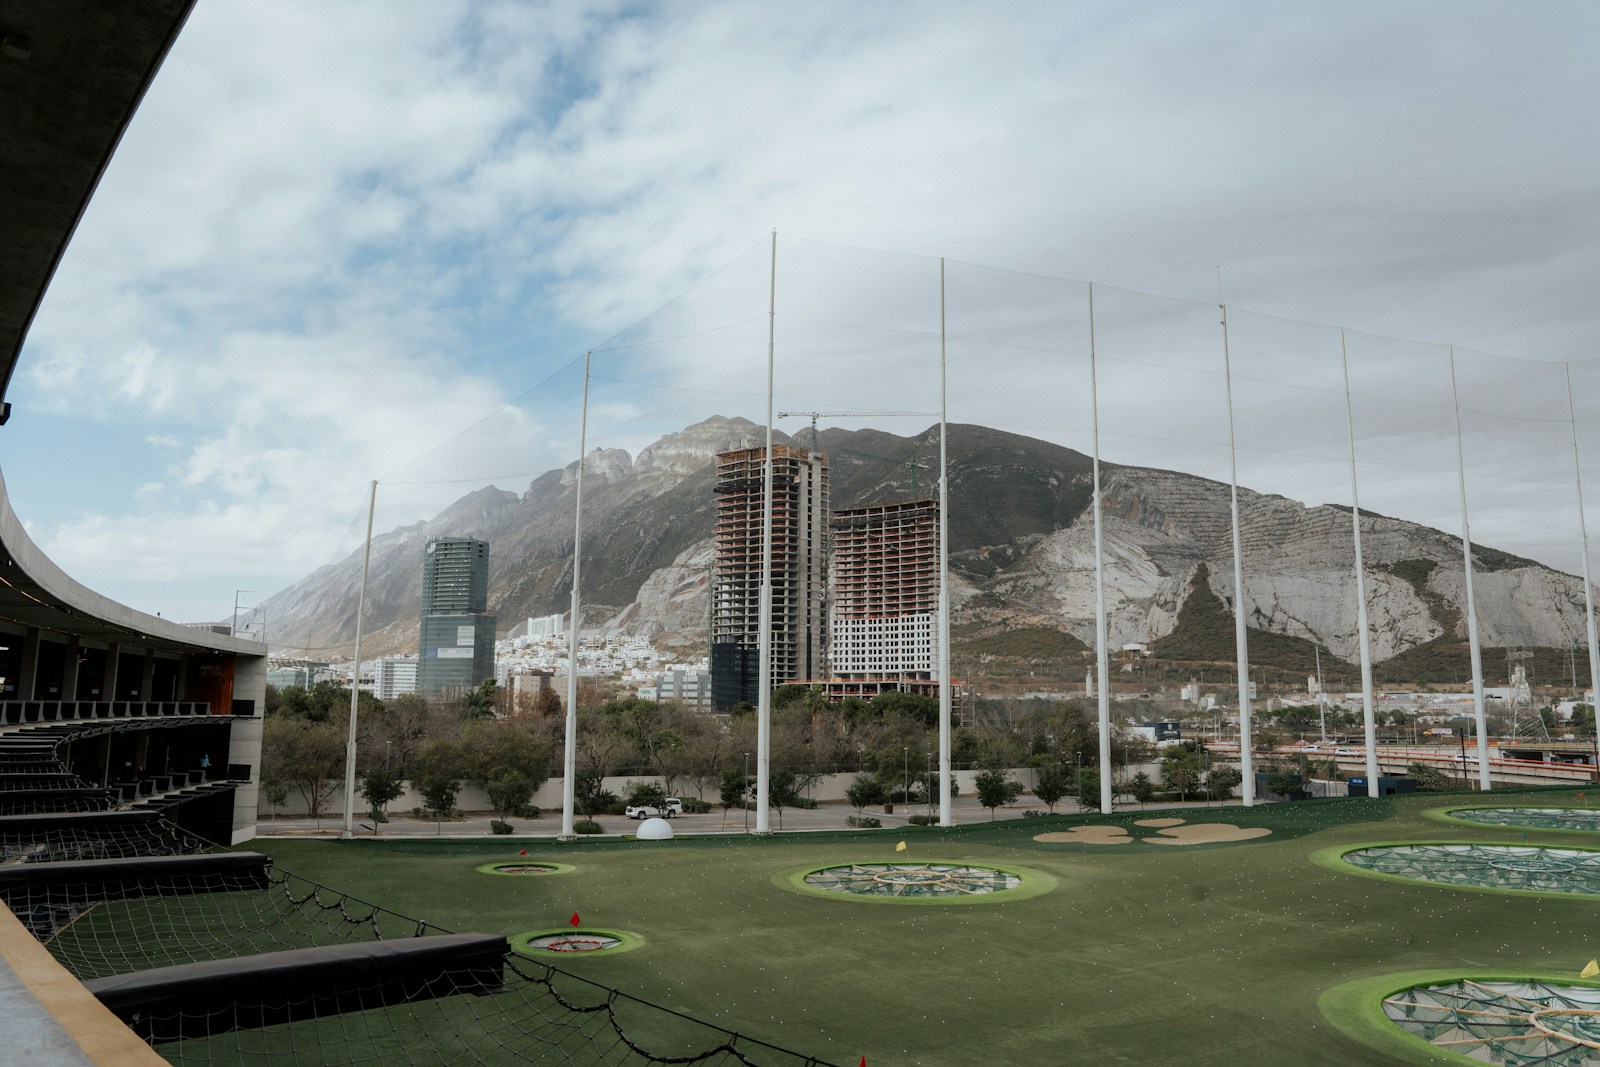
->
258;416;1593;684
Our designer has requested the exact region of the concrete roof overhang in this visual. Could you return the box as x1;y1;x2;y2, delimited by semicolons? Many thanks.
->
0;0;196;407
0;1;261;658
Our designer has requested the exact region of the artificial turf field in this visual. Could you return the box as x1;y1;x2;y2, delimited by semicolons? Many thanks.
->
253;788;1600;1066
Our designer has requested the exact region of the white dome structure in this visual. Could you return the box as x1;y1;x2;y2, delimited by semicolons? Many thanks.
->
635;817;675;841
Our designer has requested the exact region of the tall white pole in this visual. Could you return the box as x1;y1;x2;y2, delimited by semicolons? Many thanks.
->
755;231;776;835
938;258;953;827
1340;330;1381;792
1218;297;1255;805
1088;284;1113;814
1564;362;1600;744
340;479;377;839
1447;348;1491;788
560;352;591;839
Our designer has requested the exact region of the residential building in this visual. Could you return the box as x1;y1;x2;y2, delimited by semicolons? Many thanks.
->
710;445;829;709
829;499;939;684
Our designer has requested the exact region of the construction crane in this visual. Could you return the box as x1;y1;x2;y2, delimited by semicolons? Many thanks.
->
777;410;938;453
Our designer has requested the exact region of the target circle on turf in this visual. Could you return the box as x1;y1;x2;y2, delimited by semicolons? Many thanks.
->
776;860;1054;904
475;860;575;877
509;927;641;958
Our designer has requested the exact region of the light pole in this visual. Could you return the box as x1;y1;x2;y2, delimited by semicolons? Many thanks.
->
744;751;751;832
903;746;909;810
926;750;933;820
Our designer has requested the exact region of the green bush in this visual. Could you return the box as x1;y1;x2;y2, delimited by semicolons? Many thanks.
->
489;819;514;835
907;814;939;825
677;797;712;813
846;816;882;828
573;820;604;835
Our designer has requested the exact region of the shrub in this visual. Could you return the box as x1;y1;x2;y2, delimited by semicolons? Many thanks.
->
573;820;604;835
677;797;712;813
1021;810;1046;819
489;819;514;835
846;816;882;828
907;814;939;825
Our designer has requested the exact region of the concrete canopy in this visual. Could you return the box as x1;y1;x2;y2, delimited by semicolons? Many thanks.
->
0;0;196;407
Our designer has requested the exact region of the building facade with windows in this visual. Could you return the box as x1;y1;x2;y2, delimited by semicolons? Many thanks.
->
710;446;829;710
417;537;496;698
829;499;940;683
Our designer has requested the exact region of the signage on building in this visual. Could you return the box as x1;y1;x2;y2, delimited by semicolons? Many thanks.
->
457;626;475;646
436;647;474;659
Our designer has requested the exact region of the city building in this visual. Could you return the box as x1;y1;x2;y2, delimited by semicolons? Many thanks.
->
710;445;829;709
829;499;939;686
417;537;497;698
637;667;712;710
521;613;565;640
368;655;418;700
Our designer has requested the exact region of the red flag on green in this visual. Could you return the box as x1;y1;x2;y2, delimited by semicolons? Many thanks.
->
570;912;581;927
859;1057;867;1067
518;849;527;856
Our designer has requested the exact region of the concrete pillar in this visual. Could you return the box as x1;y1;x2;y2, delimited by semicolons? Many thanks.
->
62;637;81;703
101;643;119;701
140;651;155;702
18;628;39;699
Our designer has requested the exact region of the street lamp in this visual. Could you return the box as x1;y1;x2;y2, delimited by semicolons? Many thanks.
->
744;751;751;832
926;750;933;819
903;746;909;810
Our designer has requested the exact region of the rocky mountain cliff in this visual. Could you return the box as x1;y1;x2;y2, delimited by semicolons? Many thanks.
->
258;416;1592;675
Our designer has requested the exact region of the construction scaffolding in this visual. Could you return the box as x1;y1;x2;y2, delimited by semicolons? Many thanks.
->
709;446;829;709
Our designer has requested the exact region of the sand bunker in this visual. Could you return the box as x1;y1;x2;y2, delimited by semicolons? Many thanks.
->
1145;823;1273;845
1134;818;1186;828
1033;826;1131;845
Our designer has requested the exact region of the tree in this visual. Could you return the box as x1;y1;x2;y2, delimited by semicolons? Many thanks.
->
973;768;1022;819
574;769;617;818
1032;764;1070;813
459;718;549;819
625;780;668;809
1407;761;1449;791
1265;770;1301;799
718;769;751;828
259;778;290;825
1129;771;1156;807
261;715;344;826
461;679;498;720
1207;765;1242;801
1077;767;1101;811
357;766;404;832
416;773;461;831
1161;745;1205;801
846;774;886;815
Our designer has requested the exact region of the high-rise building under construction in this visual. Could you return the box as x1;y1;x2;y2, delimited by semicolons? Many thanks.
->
710;445;829;710
829;499;940;686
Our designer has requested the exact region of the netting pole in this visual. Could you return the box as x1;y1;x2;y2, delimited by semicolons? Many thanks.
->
1447;347;1490;788
938;257;953;827
1218;296;1254;806
1340;330;1381;793
560;352;591;841
1564;361;1600;752
1088;282;1112;814
340;479;377;840
755;230;775;836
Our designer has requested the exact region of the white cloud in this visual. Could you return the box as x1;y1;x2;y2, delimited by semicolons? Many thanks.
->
8;1;1600;621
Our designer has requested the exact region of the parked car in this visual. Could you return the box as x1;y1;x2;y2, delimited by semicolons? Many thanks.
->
662;797;684;815
625;804;675;819
1334;748;1356;756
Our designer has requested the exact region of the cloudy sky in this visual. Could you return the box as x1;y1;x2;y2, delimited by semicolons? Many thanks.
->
9;0;1600;629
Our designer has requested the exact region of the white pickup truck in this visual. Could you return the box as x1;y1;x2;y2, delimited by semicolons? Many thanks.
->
625;798;684;819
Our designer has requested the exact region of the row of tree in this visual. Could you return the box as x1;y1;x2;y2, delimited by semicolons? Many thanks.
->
261;679;1174;823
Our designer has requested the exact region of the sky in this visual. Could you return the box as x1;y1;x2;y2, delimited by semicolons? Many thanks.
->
7;0;1600;632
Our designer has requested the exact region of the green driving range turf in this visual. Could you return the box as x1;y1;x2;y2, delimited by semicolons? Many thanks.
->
247;788;1600;1066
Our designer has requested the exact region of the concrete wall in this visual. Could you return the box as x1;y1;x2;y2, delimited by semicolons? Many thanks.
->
260;766;1058;818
